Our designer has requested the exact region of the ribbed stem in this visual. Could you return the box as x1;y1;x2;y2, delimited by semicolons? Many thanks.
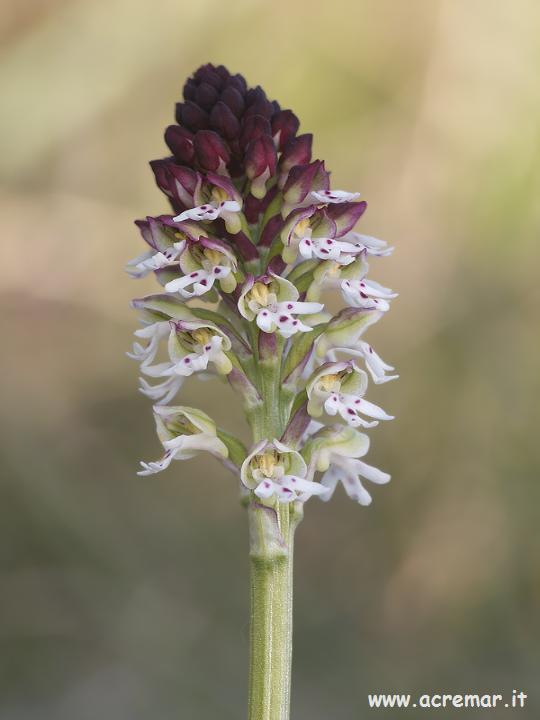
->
248;502;302;720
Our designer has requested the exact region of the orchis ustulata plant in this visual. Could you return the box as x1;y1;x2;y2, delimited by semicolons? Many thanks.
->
127;64;397;720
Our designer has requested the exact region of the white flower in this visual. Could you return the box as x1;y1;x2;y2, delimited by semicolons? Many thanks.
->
238;274;323;339
304;425;390;506
320;455;390;506
306;361;394;428
299;236;364;264
241;439;326;503
340;231;394;257
328;343;399;385
165;265;232;297
169;321;232;376
139;373;185;406
310;189;361;204
143;321;232;380
173;199;241;223
125;241;185;279
126;320;170;366
138;405;227;476
165;241;237;298
340;277;398;311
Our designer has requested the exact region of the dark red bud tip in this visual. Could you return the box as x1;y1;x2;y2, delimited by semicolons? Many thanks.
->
210;101;240;140
280;133;313;175
166;164;199;198
195;82;219;111
245;87;274;119
245;135;277;179
220;86;245;117
240;115;272;150
326;201;368;236
150;159;172;196
179;101;210;131
164;126;195;164
194;130;230;171
272;110;300;150
282;160;322;203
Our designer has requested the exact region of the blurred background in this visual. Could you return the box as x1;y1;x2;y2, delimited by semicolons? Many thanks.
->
1;0;539;717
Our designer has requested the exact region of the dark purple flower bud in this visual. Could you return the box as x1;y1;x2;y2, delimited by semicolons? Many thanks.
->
178;101;210;131
194;130;230;172
150;158;174;197
326;201;368;236
183;79;197;101
210;101;240;140
166;164;199;206
271;110;300;151
150;158;199;208
245;135;277;199
215;64;231;82
221;85;245;116
195;82;220;111
135;216;175;253
244;97;274;120
164;125;195;164
229;73;247;94
282;160;326;206
240;115;272;150
259;213;284;248
194;64;223;89
279;134;313;183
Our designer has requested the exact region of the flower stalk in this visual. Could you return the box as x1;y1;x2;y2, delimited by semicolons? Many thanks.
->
248;501;301;720
127;63;398;719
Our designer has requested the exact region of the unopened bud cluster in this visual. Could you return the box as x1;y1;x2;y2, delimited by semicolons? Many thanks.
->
128;64;398;507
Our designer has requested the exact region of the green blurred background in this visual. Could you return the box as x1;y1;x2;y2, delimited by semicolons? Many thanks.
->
1;1;539;717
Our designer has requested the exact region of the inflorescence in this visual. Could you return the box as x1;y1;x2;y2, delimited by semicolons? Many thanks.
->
127;64;398;507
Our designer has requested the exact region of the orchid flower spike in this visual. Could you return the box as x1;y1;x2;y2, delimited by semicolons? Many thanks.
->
128;62;397;508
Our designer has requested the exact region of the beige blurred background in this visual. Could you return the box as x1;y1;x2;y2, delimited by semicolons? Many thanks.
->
1;1;540;718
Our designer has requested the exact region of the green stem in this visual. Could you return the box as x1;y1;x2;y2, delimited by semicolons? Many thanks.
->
247;342;301;719
248;501;303;720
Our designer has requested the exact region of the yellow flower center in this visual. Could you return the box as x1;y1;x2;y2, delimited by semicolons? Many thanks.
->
256;451;279;477
319;373;341;392
190;328;213;346
294;218;310;238
211;186;229;203
250;282;270;307
168;417;200;436
203;248;223;266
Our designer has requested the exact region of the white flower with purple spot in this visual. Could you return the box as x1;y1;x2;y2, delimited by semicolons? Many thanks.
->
341;231;394;257
167;320;233;377
165;241;237;298
299;236;364;264
238;273;323;339
173;199;241;223
306;361;394;428
125;241;185;279
310;189;361;204
328;343;399;385
340;277;398;311
241;439;326;503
